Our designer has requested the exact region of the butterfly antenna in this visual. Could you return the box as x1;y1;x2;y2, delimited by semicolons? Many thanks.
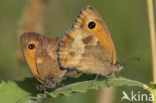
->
120;52;140;65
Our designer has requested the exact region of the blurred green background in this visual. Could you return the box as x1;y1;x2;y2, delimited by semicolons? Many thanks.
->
0;0;155;103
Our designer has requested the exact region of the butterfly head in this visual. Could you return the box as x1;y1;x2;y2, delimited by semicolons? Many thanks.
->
114;61;124;73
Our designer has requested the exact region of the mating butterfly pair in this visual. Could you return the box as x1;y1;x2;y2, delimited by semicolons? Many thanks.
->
20;6;123;89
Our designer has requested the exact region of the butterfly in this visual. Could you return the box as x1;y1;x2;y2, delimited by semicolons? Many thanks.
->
58;6;123;76
20;32;77;89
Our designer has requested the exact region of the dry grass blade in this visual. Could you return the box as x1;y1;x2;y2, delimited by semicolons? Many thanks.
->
97;87;115;103
146;0;156;83
17;0;47;64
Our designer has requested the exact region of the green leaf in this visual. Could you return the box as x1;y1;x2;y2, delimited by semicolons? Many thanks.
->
0;78;40;103
46;76;150;97
0;74;151;103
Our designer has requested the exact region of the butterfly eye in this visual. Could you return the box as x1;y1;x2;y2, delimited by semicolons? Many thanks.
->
28;44;35;50
88;21;96;29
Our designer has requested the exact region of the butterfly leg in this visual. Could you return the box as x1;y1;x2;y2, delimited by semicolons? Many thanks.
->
94;74;99;81
58;82;65;87
105;77;111;88
89;74;99;88
115;72;119;78
36;83;46;91
64;69;79;77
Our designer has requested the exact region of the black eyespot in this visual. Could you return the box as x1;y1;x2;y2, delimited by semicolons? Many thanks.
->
28;44;35;49
88;21;96;29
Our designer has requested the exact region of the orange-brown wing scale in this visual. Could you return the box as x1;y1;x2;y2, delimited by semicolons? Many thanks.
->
59;28;115;75
35;37;66;87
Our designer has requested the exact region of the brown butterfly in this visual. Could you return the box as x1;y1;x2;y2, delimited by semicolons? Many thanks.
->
58;6;123;76
20;32;77;89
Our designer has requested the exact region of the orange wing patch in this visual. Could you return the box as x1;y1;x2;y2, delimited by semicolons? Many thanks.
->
23;40;43;83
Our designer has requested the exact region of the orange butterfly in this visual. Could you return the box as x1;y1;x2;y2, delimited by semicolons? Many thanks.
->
58;6;123;76
20;32;77;89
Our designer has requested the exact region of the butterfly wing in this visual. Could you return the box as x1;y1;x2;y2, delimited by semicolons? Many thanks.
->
35;37;66;86
58;28;115;75
58;6;118;75
20;32;44;83
72;6;116;63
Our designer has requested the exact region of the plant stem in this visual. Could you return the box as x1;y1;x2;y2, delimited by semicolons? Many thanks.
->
97;87;115;103
147;0;156;84
17;0;46;64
